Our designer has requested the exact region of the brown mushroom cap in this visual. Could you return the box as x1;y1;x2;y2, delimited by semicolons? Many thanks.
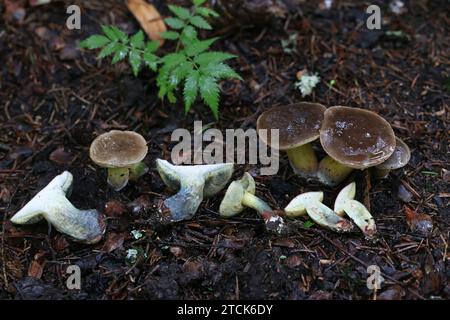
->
90;130;148;168
376;137;411;170
257;102;326;151
320;106;395;169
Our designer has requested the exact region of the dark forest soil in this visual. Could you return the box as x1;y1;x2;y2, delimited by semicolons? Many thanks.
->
0;0;449;299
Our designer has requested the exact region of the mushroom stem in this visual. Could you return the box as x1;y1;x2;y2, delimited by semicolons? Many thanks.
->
107;162;148;191
286;143;318;177
372;167;391;179
163;179;205;221
129;162;149;180
241;192;271;214
10;171;105;244
107;167;130;191
317;155;354;186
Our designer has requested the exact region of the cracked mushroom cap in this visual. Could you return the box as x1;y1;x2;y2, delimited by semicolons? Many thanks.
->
219;172;256;217
376;137;411;170
257;102;326;151
90;130;148;168
320;106;396;169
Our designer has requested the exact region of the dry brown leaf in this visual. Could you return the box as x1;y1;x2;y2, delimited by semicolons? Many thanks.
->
272;238;295;248
49;147;74;165
27;252;46;279
102;232;125;253
27;260;44;279
52;235;70;252
104;200;127;217
126;0;166;44
404;206;433;235
285;254;302;268
4;0;26;24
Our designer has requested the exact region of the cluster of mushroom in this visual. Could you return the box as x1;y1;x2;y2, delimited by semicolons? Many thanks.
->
153;162;287;234
8;130;234;243
10;103;411;244
8;128;288;243
9;130;152;244
217;174;376;239
285;182;376;239
257;103;411;186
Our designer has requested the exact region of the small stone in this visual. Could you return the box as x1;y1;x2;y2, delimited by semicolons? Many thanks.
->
378;285;406;300
442;169;450;182
285;255;302;268
128;195;151;215
59;44;81;61
170;246;183;258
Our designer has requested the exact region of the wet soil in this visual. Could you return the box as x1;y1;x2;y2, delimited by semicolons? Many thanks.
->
0;0;449;299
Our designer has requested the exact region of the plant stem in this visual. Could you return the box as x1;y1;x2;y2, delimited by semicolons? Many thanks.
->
175;7;195;53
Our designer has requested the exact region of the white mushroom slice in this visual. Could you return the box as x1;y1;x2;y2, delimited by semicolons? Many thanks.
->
284;191;324;217
334;182;356;216
10;171;105;244
305;200;354;233
342;200;377;239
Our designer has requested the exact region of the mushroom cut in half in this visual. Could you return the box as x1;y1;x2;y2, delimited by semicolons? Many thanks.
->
156;159;233;223
219;172;287;234
257;102;326;178
373;137;411;179
318;106;396;186
90;130;148;191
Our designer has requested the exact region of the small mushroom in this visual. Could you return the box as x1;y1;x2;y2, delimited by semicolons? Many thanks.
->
304;200;354;233
373;137;411;179
90;130;148;191
10;171;105;244
284;191;324;217
334;182;356;216
318;106;396;186
219;172;287;234
156;159;233;222
257;102;326;178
